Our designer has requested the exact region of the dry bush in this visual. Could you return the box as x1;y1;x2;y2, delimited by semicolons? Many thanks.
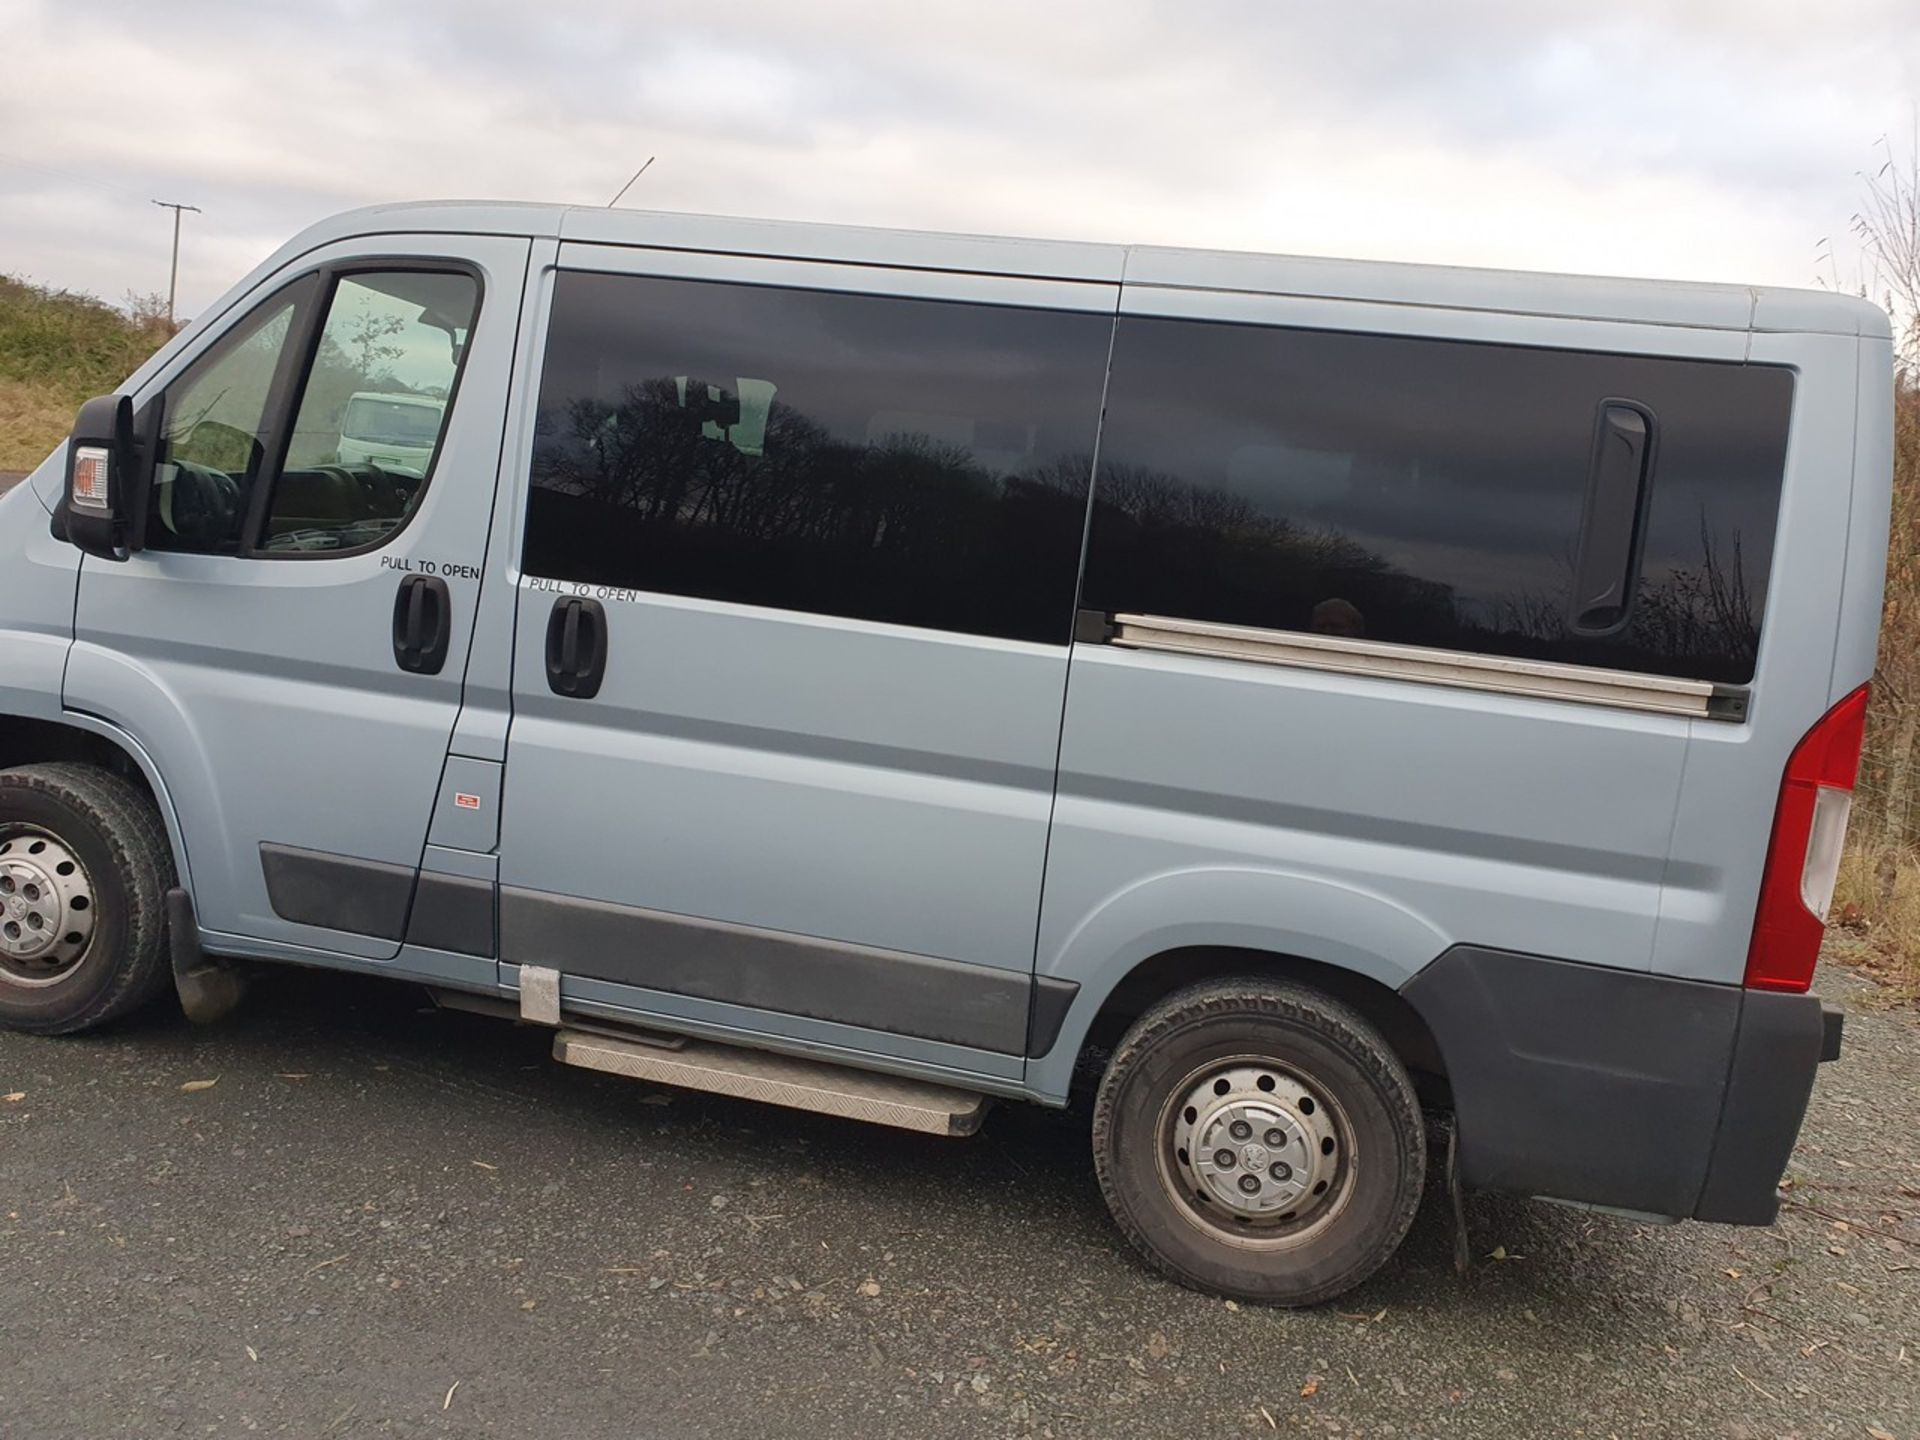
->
1837;384;1920;997
1827;129;1920;997
0;276;174;470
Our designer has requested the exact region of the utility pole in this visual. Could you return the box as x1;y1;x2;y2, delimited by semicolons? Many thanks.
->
151;199;201;329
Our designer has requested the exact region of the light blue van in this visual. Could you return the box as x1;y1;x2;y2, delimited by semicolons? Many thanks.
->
0;203;1892;1304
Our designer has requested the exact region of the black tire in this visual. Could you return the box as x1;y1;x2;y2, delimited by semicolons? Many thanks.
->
0;762;175;1035
1092;977;1425;1306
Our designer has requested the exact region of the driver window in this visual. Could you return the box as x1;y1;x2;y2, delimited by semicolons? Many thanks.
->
268;270;478;553
148;295;299;554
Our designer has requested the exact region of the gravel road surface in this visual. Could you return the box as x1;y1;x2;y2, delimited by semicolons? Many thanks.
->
1;959;1915;1439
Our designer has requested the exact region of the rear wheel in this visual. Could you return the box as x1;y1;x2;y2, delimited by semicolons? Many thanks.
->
1092;977;1425;1306
0;763;174;1034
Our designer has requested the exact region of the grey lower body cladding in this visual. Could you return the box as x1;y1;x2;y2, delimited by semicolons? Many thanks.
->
500;887;1041;1054
260;844;496;955
259;844;1073;1058
1401;946;1836;1224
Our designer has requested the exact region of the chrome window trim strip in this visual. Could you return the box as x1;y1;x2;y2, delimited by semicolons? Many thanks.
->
1107;613;1724;719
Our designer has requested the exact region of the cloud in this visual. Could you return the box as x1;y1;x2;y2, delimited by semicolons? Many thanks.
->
1;0;1916;317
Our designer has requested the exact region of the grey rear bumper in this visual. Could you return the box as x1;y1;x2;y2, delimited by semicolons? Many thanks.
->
1401;947;1835;1225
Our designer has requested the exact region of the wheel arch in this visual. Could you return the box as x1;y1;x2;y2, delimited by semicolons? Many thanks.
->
0;713;194;896
1027;867;1453;1103
1070;946;1449;1100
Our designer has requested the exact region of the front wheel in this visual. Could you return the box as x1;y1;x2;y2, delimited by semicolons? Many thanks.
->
1092;977;1426;1306
0;762;175;1034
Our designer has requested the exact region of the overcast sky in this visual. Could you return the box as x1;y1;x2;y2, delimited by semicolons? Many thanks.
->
2;0;1917;320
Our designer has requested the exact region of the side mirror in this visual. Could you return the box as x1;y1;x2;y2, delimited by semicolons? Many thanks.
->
62;393;159;560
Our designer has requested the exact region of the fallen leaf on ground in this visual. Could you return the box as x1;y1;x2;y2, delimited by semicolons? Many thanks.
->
443;1381;460;1411
520;1299;537;1311
1224;1299;1241;1313
179;1079;218;1093
245;1346;258;1362
1488;1245;1510;1261
857;1279;881;1298
2;1093;23;1103
1866;1426;1896;1440
1300;1377;1320;1398
471;1160;497;1171
1258;1406;1277;1430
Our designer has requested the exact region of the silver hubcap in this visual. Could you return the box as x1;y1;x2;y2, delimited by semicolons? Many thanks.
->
0;828;97;988
1161;1059;1351;1242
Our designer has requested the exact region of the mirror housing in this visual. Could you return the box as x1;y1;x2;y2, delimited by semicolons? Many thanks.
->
61;393;157;560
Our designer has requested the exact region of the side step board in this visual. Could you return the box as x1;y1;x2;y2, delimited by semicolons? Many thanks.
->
552;1028;992;1138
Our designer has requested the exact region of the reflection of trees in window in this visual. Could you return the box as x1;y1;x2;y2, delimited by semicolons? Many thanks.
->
1083;461;1463;646
1085;466;1762;683
528;377;1092;642
542;378;1003;552
1624;517;1758;678
1463;517;1758;680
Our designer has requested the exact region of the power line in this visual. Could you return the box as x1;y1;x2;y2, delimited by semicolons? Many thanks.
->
0;150;149;201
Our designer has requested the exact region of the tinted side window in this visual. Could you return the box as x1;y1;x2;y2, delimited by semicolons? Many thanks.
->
525;271;1114;643
1080;317;1793;684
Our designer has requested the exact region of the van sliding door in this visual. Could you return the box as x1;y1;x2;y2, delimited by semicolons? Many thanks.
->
495;248;1118;1079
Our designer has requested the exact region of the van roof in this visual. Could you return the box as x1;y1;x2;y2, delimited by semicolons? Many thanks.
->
268;199;1890;340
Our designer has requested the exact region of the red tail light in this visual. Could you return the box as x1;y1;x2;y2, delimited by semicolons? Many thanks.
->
1744;684;1870;992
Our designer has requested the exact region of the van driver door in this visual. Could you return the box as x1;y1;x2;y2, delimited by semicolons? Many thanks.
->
64;234;530;962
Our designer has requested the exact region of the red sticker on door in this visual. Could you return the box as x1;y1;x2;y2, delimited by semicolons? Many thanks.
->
454;793;482;811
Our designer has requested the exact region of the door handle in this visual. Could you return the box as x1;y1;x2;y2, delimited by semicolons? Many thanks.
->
392;574;452;675
1569;400;1656;635
544;596;608;699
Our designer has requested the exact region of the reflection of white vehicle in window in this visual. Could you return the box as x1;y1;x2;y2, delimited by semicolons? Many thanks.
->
337;392;446;474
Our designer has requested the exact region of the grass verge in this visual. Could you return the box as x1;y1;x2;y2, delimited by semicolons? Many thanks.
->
0;274;171;471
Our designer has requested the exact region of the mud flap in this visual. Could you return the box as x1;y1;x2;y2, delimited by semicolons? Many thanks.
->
167;888;246;1024
1446;1121;1472;1276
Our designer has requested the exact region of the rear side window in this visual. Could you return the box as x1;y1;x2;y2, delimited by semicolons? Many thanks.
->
1080;317;1793;684
524;271;1114;643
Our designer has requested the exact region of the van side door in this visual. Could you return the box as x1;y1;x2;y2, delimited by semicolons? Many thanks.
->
495;248;1117;1080
64;235;531;961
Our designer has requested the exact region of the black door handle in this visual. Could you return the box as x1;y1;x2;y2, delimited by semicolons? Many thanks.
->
392;574;451;675
545;596;608;699
1569;400;1656;635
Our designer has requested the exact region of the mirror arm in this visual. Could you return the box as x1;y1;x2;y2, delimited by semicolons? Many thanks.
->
122;395;166;555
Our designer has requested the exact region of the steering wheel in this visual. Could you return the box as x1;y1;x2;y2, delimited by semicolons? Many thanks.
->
158;459;243;546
